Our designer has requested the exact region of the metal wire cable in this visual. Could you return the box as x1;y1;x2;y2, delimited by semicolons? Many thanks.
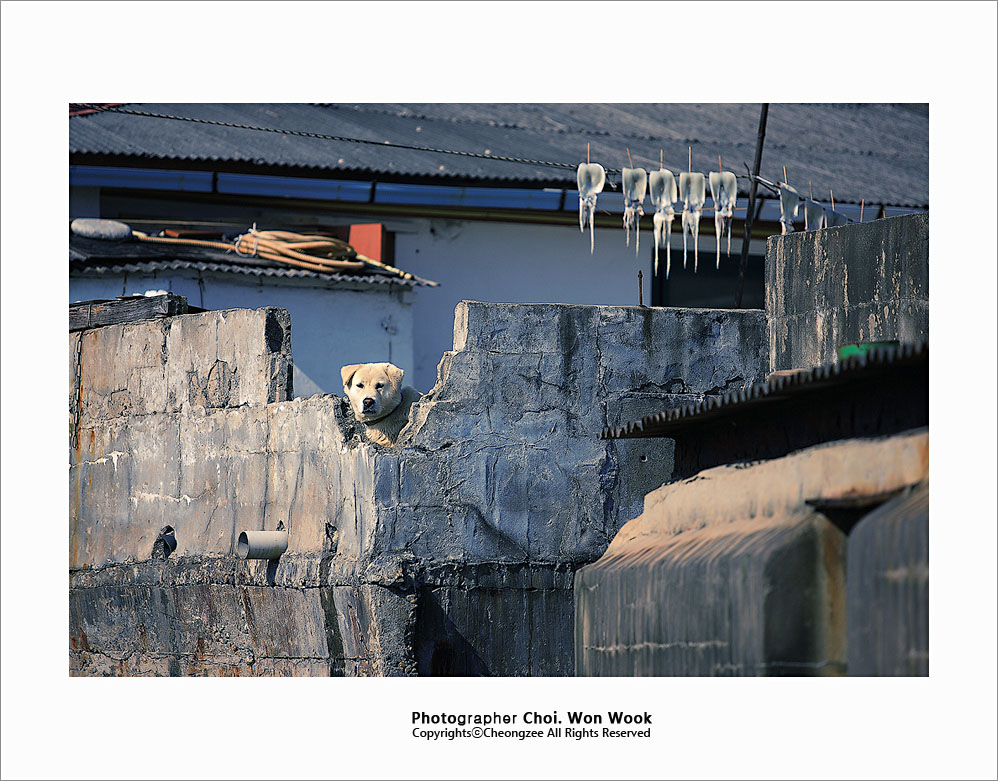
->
74;103;762;184
71;104;815;198
73;103;600;174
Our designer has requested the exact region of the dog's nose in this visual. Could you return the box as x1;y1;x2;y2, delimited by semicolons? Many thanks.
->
363;397;376;410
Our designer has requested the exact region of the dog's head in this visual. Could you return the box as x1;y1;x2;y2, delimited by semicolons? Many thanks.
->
341;362;405;423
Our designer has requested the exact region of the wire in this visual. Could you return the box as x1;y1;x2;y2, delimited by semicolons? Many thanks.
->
74;103;750;182
73;104;859;211
73;104;594;174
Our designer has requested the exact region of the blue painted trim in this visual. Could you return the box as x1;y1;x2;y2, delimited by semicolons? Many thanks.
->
217;172;372;202
70;165;580;211
374;183;562;210
70;165;214;192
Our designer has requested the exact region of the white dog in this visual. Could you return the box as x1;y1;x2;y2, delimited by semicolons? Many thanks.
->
340;362;420;446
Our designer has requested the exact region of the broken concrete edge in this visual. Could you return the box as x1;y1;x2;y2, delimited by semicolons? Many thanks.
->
69;293;191;333
623;427;929;550
70;306;296;433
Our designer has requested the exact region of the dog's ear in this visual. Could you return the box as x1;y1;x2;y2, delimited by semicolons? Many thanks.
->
341;364;363;389
382;362;404;390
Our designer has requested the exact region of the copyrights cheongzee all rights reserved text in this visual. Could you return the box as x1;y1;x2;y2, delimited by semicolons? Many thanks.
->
411;711;653;741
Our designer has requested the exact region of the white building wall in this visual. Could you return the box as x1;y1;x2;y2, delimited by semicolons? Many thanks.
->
394;218;759;391
70;273;415;397
74;184;767;392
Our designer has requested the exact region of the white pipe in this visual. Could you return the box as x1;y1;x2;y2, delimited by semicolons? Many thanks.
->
237;530;289;560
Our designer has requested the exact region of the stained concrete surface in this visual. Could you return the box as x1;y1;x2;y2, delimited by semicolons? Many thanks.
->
575;431;928;676
70;300;766;675
766;213;928;372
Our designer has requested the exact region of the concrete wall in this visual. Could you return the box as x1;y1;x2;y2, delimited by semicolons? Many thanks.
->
575;431;929;676
70;307;415;675
395;220;769;391
766;213;928;372
69;299;767;676
847;484;929;676
70;273;416;396
83;187;770;392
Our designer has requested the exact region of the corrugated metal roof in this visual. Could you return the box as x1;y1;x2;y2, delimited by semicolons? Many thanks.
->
69;234;429;288
69;103;929;207
602;342;928;439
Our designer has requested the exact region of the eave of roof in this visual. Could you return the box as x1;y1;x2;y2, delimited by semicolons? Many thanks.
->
69;258;424;288
69;103;930;208
69;234;432;288
602;342;928;440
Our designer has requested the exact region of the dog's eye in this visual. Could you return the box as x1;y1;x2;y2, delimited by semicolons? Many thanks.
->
375;383;384;389
355;382;364;389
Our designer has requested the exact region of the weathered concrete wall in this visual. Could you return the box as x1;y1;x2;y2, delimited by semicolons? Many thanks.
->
575;430;929;676
70;307;416;675
393;302;768;672
847;484;929;676
71;273;418;396
70;300;767;676
402;301;767;552
766;213;928;371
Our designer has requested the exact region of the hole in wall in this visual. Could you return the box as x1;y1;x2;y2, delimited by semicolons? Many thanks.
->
152;525;177;560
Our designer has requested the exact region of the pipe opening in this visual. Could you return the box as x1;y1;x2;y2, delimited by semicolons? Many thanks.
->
237;530;288;560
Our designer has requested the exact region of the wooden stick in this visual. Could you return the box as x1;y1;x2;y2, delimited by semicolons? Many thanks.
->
718;154;723;173
830;189;835;211
626;147;633;168
860;199;865;222
783;165;788;186
736;102;769;309
809;180;813;200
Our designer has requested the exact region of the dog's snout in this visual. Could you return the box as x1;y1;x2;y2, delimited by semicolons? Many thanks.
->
362;397;376;410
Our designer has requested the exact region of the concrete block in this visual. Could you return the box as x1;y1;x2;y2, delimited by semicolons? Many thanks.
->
166;306;292;411
847;484;929;675
68;558;420;677
766;213;928;371
77;320;170;423
576;514;846;676
576;431;928;676
415;570;575;677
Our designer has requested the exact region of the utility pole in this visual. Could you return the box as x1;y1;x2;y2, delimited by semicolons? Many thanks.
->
735;103;769;308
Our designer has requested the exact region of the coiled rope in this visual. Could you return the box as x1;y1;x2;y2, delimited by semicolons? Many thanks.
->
131;226;436;284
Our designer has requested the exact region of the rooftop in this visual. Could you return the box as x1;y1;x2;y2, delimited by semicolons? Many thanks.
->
602;342;929;440
69;103;928;208
69;231;434;288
